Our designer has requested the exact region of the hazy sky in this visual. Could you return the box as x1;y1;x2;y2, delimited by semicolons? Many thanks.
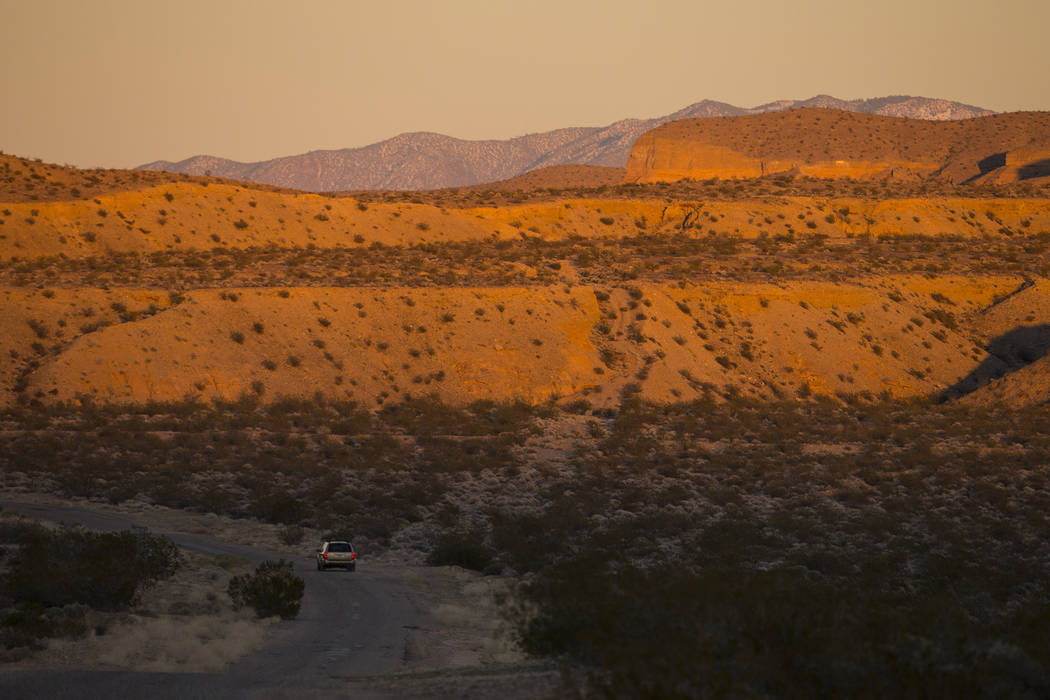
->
2;0;1048;169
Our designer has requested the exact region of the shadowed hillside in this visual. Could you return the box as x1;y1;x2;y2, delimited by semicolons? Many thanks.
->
945;324;1050;398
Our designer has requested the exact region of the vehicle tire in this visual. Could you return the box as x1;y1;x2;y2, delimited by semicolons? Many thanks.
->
349;563;356;572
317;561;324;571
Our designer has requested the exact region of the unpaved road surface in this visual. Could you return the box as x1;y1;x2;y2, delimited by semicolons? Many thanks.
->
0;499;428;699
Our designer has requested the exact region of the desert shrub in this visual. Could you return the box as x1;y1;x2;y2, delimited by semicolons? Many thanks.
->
1;603;91;652
227;559;304;620
0;517;49;546
418;436;517;473
279;524;305;546
4;527;179;611
26;319;49;339
562;399;591;415
514;553;1050;698
425;529;494;571
490;502;592;573
250;492;307;525
599;347;623;368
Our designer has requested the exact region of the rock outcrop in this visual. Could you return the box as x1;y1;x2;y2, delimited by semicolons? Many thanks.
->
625;109;1050;184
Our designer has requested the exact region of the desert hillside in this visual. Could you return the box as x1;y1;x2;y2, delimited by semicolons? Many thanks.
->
2;148;1050;409
6;275;1042;410
626;109;1050;184
3;162;1050;262
5;129;1050;697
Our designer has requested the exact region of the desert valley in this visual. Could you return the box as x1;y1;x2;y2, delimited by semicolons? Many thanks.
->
3;102;1050;696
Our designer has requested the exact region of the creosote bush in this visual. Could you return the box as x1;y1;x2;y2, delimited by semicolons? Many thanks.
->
227;559;304;620
4;394;1050;693
513;553;1050;698
4;526;179;611
279;525;305;546
425;529;494;572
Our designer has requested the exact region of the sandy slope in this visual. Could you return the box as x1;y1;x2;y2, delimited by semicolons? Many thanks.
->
3;182;1050;261
3;156;1050;409
4;275;1039;408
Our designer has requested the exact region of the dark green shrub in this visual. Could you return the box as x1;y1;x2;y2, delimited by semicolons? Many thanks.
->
0;517;49;544
227;559;304;619
514;555;1050;698
1;602;90;651
4;527;179;611
490;504;590;573
279;525;304;546
426;530;494;571
562;399;591;415
251;492;307;525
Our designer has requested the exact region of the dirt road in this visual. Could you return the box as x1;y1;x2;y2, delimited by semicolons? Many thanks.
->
0;499;427;698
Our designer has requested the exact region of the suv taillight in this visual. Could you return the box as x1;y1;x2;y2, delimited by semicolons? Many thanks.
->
323;552;328;558
350;552;355;559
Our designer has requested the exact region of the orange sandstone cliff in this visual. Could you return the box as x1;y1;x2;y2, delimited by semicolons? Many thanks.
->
625;109;1050;184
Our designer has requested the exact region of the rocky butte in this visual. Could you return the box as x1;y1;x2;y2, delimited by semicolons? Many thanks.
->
626;109;1050;185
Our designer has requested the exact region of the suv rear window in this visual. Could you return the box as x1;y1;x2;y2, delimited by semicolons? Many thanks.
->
327;542;352;552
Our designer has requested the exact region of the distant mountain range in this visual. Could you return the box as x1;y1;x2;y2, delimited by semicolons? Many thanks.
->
138;95;994;191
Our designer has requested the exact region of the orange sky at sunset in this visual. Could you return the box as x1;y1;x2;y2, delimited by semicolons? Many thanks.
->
2;0;1047;168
